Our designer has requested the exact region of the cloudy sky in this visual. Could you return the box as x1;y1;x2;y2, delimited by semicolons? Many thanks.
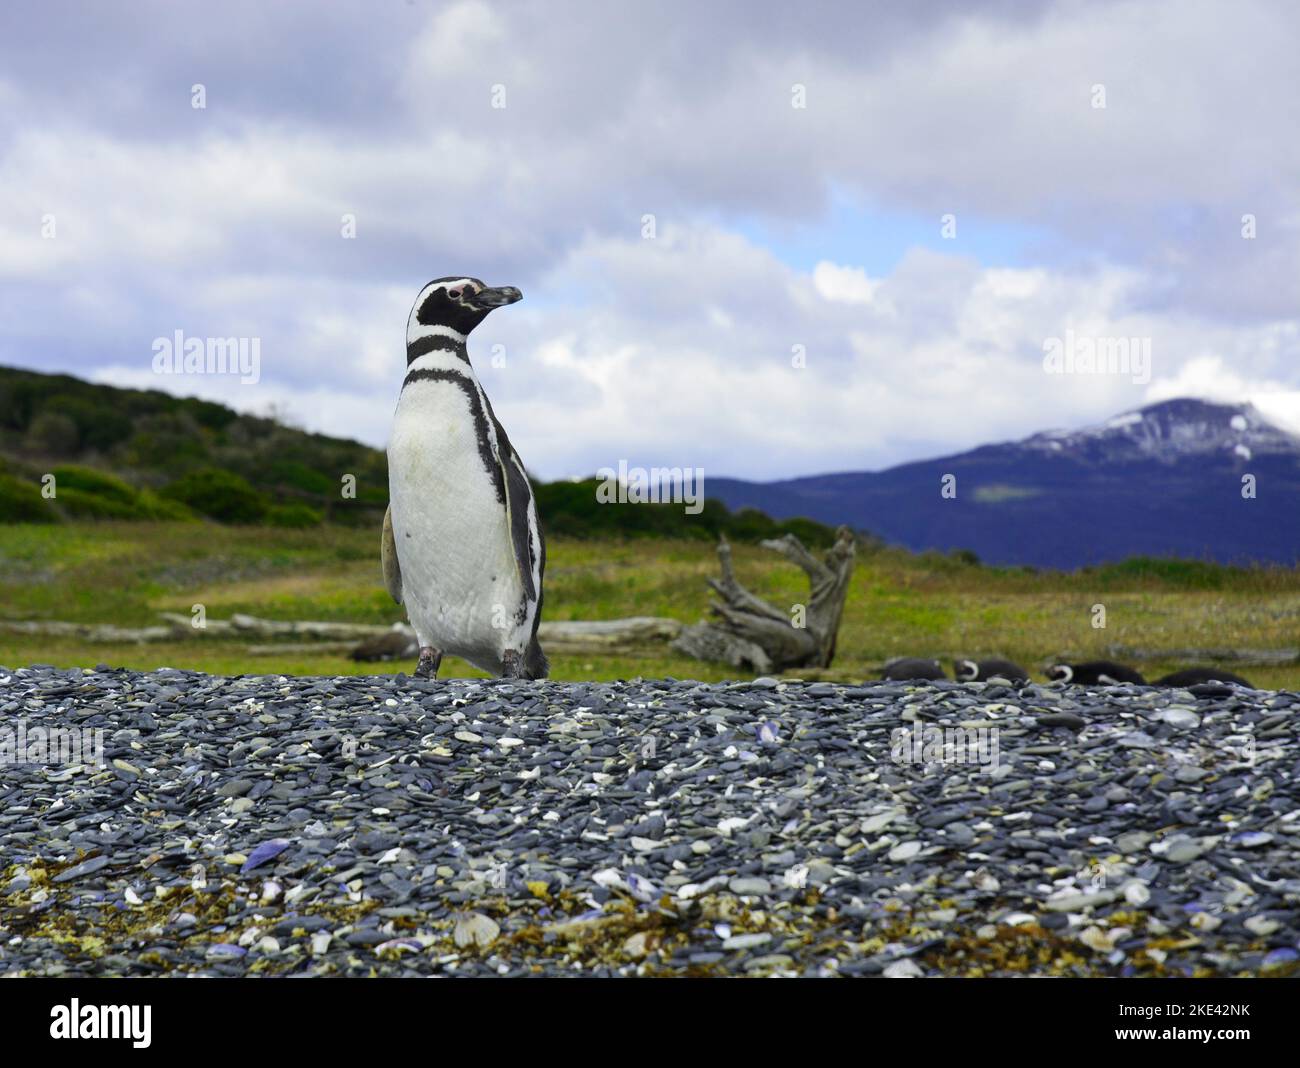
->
3;0;1299;480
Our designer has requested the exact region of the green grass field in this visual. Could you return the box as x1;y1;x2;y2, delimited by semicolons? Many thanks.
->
2;522;1299;687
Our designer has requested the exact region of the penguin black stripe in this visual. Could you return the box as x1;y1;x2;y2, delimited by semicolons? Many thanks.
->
529;528;546;654
485;405;542;627
406;335;468;363
494;424;539;619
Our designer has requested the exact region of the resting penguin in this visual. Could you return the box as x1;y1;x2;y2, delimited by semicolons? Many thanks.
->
382;276;548;680
881;657;947;681
954;657;1029;684
1155;667;1255;689
1046;660;1146;686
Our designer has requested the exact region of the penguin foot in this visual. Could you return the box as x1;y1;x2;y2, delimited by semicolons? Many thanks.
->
501;649;522;679
415;647;442;679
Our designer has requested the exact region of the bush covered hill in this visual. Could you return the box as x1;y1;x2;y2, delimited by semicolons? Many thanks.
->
0;365;837;545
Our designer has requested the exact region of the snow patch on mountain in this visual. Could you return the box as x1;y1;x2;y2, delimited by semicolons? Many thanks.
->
1021;398;1300;463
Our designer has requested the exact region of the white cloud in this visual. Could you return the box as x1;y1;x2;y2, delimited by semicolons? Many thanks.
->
1146;355;1300;434
4;0;1300;483
813;262;881;305
472;229;1300;479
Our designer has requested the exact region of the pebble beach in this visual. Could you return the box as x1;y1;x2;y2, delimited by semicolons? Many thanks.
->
1;665;1297;977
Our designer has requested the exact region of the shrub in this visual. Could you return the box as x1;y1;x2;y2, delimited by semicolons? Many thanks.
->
135;489;197;521
531;477;842;545
1093;556;1231;589
23;411;79;454
160;468;268;523
265;461;334;497
54;487;144;519
771;516;838;549
265;502;323;528
44;394;134;452
0;379;45;432
123;411;207;473
50;465;138;506
0;473;59;522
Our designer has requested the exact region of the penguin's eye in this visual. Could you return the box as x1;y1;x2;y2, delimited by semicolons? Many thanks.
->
447;288;463;299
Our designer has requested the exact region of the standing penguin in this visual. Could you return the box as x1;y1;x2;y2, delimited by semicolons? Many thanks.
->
382;276;547;680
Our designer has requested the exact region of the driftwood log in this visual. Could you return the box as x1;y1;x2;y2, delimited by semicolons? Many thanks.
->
0;614;684;658
672;526;856;674
0;620;184;643
350;617;684;661
158;613;388;641
540;617;682;652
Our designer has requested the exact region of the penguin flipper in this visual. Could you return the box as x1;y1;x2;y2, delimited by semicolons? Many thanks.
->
381;505;403;605
488;417;542;611
499;446;541;606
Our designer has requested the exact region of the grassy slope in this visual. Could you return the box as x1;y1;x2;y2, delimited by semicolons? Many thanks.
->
1;522;1299;687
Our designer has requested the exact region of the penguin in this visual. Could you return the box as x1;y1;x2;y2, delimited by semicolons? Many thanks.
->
954;657;1029;684
1155;667;1255;689
881;657;947;681
382;276;548;680
1046;660;1146;686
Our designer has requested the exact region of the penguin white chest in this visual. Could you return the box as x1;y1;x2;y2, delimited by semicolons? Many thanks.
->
387;376;522;665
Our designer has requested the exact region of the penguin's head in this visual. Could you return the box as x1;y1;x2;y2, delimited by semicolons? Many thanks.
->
407;276;522;346
1046;663;1073;684
955;659;979;682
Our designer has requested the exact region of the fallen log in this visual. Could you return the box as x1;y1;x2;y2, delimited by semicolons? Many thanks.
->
1;614;686;658
245;641;363;657
540;617;682;651
673;527;856;674
350;617;684;660
159;613;391;641
0;619;186;643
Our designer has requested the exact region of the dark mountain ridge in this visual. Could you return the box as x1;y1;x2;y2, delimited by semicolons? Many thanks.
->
710;398;1300;568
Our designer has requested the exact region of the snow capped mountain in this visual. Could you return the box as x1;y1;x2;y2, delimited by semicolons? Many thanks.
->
1022;398;1300;464
709;397;1300;568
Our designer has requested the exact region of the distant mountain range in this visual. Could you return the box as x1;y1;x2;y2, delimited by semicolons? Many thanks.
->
709;398;1300;568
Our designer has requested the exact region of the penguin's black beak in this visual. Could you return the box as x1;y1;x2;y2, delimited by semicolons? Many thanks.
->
465;285;522;311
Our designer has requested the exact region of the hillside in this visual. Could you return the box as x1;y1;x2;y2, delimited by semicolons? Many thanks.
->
0;366;388;527
0;365;834;545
